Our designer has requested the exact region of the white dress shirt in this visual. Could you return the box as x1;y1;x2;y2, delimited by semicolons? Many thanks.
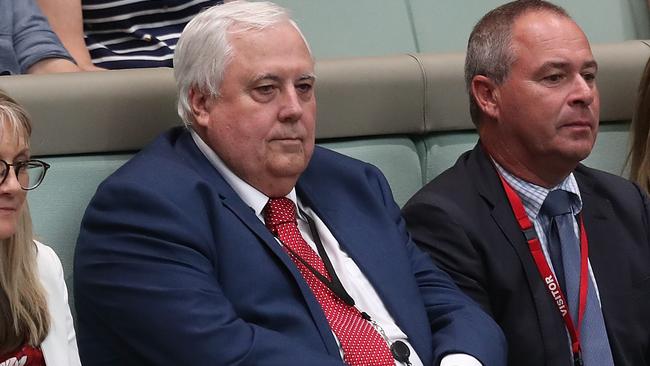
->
191;131;481;366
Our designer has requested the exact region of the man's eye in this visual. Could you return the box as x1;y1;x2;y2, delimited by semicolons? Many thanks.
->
296;83;313;93
255;85;275;95
543;74;564;83
582;72;596;82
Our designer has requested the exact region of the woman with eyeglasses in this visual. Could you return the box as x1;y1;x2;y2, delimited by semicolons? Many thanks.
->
0;90;80;365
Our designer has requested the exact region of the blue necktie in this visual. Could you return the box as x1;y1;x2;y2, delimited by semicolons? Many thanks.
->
540;190;614;366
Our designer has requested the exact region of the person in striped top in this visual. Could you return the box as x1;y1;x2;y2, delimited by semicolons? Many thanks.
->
38;0;222;70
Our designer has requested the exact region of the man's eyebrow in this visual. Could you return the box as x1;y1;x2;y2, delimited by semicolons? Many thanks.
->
583;60;598;70
539;60;598;71
250;73;281;84
539;61;570;70
250;73;316;84
298;73;316;81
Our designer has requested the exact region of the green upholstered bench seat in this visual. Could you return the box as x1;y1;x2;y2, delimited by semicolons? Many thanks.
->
0;40;646;318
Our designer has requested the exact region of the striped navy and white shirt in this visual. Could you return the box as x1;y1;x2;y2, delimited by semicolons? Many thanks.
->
82;0;221;69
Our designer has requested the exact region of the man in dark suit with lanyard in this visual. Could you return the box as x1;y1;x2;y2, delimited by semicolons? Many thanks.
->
73;1;506;365
403;1;650;365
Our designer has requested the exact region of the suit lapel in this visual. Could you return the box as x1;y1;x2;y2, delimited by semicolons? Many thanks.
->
175;130;341;356
296;179;401;307
470;145;569;355
176;130;284;259
574;170;612;289
295;182;378;286
471;145;539;283
296;170;429;359
577;167;648;364
221;193;342;355
575;171;619;332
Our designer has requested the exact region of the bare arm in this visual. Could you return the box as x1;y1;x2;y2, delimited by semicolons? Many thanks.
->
27;58;81;74
36;0;104;71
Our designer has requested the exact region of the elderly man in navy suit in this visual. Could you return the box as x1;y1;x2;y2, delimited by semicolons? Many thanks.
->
74;1;505;365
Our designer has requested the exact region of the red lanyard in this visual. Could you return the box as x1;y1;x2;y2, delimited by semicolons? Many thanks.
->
498;174;589;365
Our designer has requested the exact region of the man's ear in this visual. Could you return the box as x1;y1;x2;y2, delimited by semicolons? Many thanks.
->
471;75;500;120
189;87;213;128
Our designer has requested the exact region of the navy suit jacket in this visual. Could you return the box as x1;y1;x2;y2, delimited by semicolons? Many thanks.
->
403;144;650;366
74;128;506;366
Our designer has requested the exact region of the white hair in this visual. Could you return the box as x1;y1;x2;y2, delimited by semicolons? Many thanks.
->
174;0;310;127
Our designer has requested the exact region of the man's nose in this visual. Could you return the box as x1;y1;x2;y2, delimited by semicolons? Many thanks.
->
278;87;303;122
568;75;596;107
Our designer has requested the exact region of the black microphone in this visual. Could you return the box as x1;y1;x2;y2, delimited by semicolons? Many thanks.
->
391;340;411;365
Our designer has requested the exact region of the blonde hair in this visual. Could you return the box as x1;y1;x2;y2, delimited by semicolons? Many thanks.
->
0;91;50;353
629;57;650;194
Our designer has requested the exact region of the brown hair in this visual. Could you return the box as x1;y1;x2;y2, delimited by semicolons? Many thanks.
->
465;0;570;125
629;57;650;193
0;91;50;353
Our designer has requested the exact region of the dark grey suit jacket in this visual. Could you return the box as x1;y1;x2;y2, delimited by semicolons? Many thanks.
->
403;143;650;366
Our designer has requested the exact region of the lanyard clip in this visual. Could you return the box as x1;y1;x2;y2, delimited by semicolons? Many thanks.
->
573;352;583;366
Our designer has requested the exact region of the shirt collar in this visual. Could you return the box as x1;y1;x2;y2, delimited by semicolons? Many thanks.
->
190;129;299;221
492;159;583;219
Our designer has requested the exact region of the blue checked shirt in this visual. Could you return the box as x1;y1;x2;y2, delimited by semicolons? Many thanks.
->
493;161;601;302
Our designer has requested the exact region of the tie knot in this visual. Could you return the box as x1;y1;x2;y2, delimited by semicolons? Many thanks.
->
264;197;297;231
540;189;573;217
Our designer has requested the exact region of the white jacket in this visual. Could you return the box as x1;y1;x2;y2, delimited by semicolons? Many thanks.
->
36;241;81;366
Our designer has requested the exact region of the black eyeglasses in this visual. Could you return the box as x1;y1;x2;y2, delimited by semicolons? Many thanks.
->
0;159;50;191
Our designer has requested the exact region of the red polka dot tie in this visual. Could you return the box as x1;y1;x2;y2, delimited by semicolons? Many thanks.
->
264;197;394;366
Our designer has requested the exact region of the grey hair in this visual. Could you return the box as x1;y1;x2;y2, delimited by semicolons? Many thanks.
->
465;0;570;126
174;0;310;127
